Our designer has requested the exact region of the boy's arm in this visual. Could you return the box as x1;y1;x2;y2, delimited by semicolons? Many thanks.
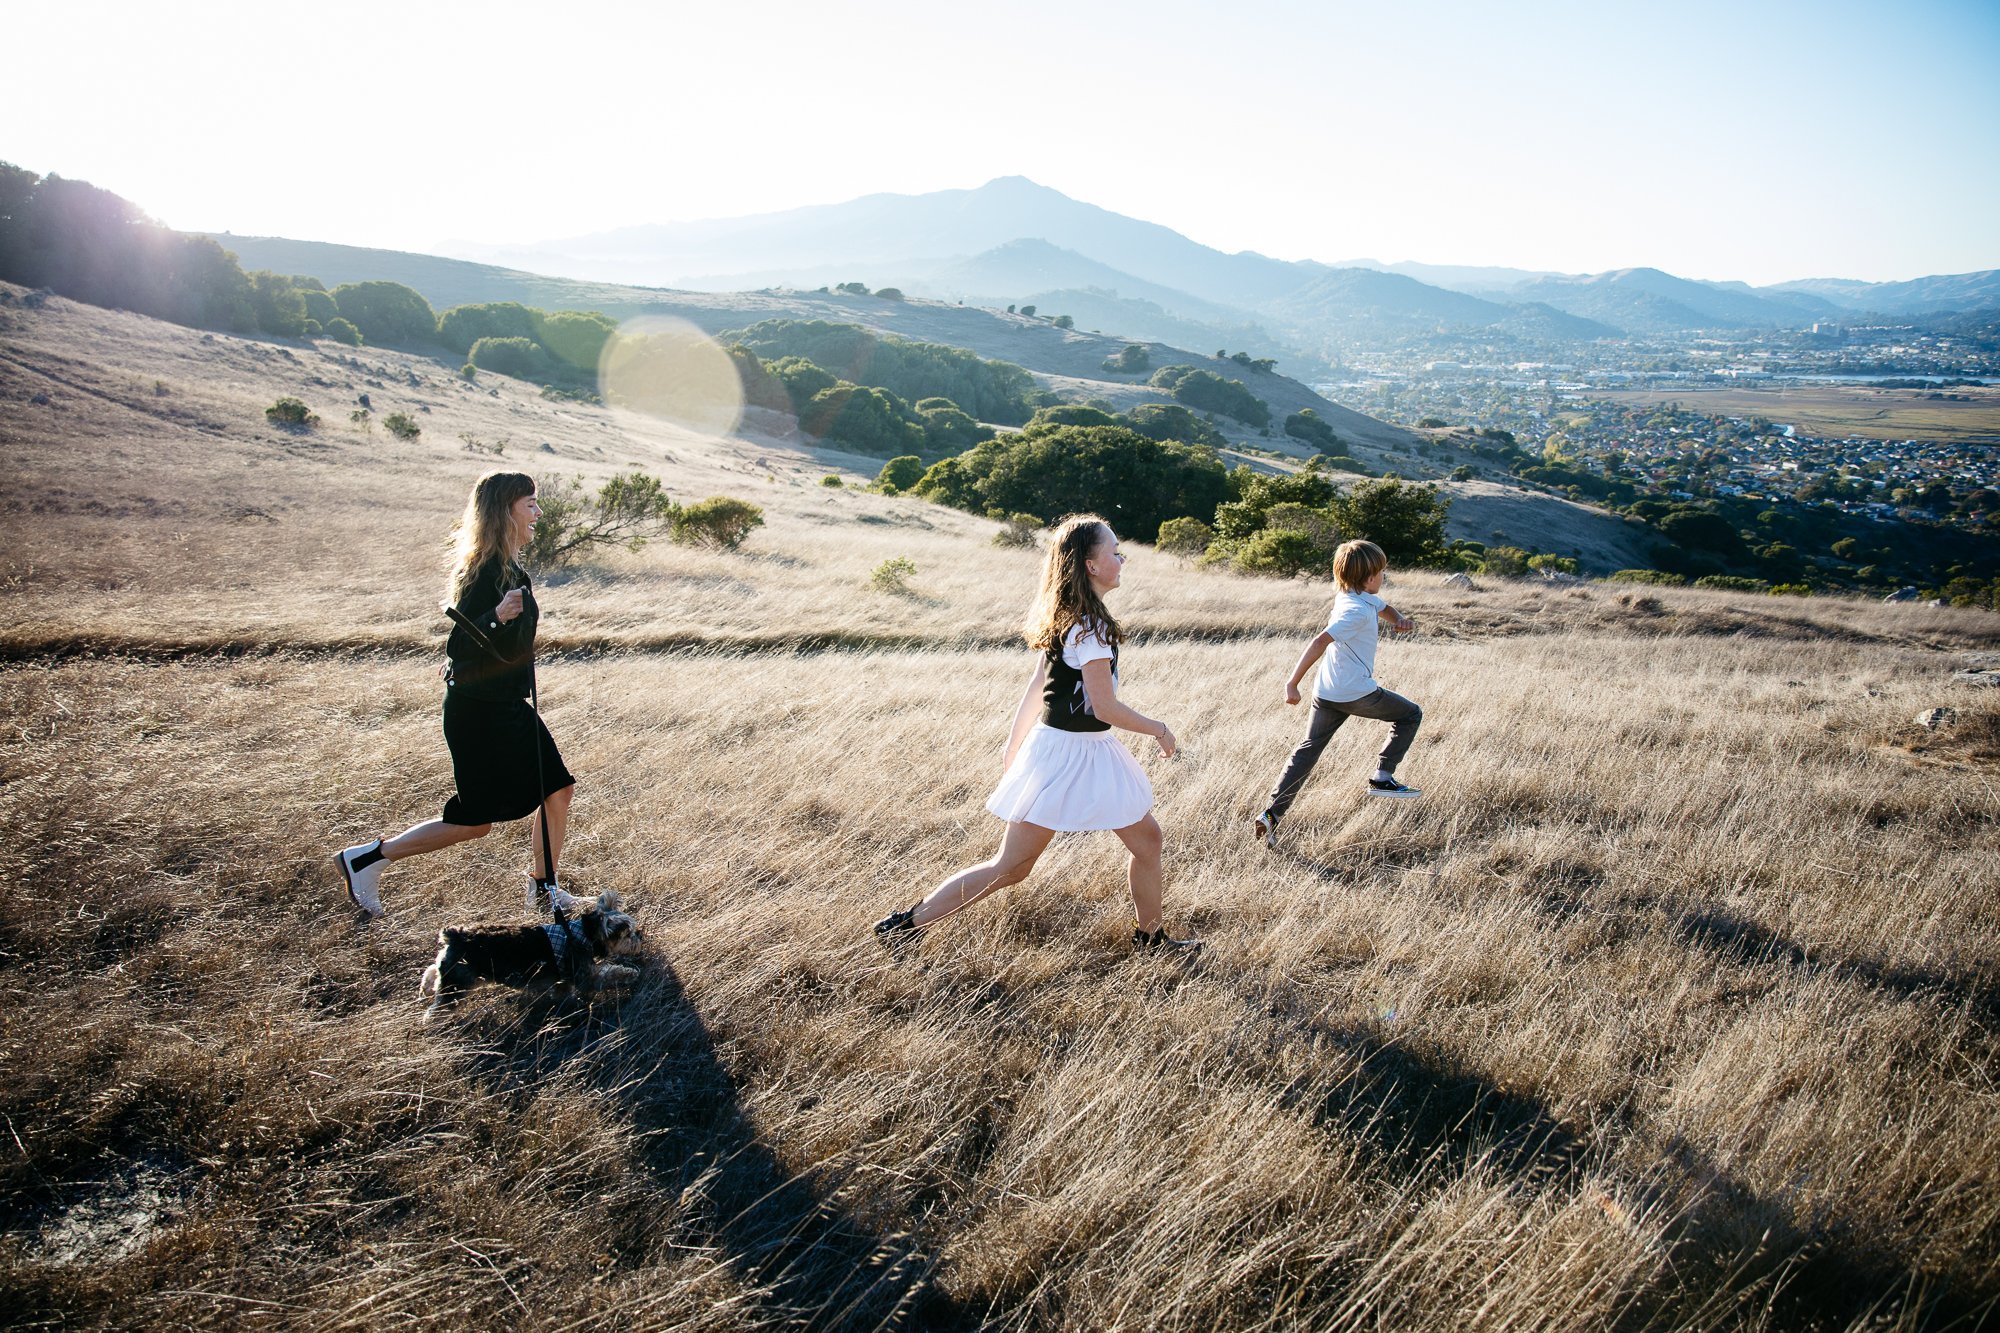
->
1285;632;1333;705
1375;600;1415;634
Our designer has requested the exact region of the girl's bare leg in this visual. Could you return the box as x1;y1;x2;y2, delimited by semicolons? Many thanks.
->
1113;814;1165;933
912;821;1057;927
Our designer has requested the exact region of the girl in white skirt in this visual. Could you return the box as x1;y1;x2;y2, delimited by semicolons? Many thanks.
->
874;513;1201;954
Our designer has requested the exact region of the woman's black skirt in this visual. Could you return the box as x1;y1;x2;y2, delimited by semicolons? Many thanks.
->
440;690;576;826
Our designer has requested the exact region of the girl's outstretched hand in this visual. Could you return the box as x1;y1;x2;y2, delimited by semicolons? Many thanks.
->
1154;722;1178;759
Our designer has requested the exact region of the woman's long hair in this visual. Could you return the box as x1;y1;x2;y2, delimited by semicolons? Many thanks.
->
1023;514;1122;653
447;471;535;601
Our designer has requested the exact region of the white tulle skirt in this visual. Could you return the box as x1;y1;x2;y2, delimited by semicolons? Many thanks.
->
985;724;1153;832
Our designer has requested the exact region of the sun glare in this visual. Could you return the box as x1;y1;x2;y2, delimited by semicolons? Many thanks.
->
597;316;745;438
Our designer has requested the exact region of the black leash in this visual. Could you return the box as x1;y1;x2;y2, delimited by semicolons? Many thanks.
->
441;599;565;923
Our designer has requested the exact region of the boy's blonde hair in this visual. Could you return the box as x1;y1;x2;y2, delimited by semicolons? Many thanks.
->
1333;539;1387;592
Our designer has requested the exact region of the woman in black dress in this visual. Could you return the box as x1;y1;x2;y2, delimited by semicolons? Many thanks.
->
334;471;578;918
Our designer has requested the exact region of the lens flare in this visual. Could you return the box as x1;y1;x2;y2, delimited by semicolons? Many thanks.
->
597;315;745;437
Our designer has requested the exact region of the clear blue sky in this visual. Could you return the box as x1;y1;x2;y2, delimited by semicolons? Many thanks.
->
6;0;1996;284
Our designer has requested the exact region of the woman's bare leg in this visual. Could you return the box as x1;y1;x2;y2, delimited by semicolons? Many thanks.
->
382;820;491;861
912;821;1057;927
1113;814;1164;933
528;783;573;879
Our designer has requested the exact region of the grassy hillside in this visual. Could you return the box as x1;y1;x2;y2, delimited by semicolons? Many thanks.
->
209;233;1408;452
3;288;1998;1329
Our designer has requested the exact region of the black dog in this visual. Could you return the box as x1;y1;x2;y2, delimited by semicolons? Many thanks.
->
419;892;645;1018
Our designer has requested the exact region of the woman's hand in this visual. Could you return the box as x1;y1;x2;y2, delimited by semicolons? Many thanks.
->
495;588;526;624
1395;614;1415;634
1153;721;1178;759
1285;680;1302;706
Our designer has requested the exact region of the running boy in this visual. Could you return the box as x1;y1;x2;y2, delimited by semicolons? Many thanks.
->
1251;539;1423;845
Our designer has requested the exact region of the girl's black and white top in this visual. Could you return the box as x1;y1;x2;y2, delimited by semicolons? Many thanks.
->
986;621;1152;832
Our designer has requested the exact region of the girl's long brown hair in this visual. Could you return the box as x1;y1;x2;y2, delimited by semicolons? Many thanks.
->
447;471;535;601
1023;514;1123;653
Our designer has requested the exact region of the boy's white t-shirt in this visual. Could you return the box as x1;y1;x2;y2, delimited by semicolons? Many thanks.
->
1313;590;1384;702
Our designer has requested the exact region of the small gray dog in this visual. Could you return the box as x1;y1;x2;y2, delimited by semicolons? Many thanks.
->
419;891;645;1017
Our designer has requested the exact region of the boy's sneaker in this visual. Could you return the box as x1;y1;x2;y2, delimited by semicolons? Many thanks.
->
1133;926;1203;955
1253;812;1278;848
336;841;386;917
874;907;919;955
1367;777;1421;799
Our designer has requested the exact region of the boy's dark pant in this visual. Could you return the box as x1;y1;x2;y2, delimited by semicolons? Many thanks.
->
1264;689;1423;822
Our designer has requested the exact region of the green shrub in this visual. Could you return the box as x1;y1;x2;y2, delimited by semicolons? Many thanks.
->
1156;516;1213;559
1102;344;1151;375
438;301;541;355
1052;314;1074;329
1283;409;1340;451
1451;465;1475;481
1608;569;1687;586
871;556;917;593
1769;583;1812;597
914;398;990;451
299;288;339;326
913;424;1228;544
248;271;307;337
1234;527;1328;578
1149;365;1270;427
1527;554;1580;575
672;496;765;550
764;355;838;411
873;455;927;495
264;397;317;428
1478;546;1533;577
992;513;1041;549
523;471;678;567
1127;403;1225;448
874;287;904;301
329;280;437;346
1329;477;1452;567
821;474;844;487
539;310;617;373
468;335;550;379
1027;404;1121;430
729;319;1038;423
803;383;924;456
1694;574;1771;592
382;412;421;441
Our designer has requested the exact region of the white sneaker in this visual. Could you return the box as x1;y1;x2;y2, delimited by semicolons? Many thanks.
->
1253;812;1278;847
526;872;590;917
1366;777;1421;799
336;841;385;916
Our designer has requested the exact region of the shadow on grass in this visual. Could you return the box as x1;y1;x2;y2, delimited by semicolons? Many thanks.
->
1674;906;2000;1028
1239;978;1991;1330
462;959;982;1332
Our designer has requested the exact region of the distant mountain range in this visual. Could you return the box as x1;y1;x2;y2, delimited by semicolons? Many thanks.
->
433;176;1999;347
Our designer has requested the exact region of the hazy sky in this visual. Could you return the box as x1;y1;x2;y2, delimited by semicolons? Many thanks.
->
8;0;1997;285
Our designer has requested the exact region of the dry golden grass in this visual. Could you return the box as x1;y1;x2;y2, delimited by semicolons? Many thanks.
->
3;288;2000;1330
